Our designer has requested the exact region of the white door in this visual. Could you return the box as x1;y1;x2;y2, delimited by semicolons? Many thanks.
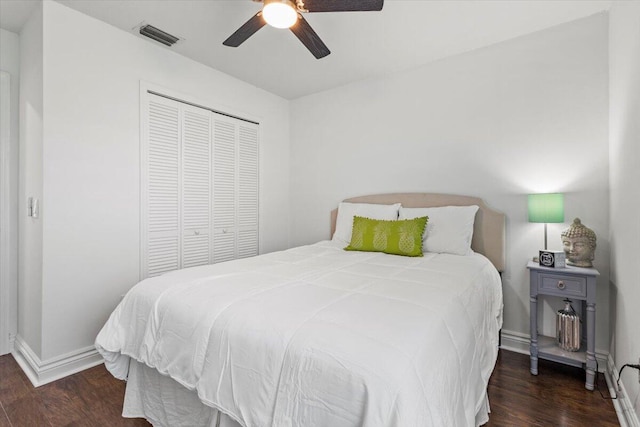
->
0;71;14;355
141;92;258;278
181;105;211;268
212;115;259;263
143;94;181;278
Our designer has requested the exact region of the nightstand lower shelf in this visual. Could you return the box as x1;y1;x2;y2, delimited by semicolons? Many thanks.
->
535;335;586;369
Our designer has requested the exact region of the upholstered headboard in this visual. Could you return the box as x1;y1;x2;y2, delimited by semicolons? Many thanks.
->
330;193;506;272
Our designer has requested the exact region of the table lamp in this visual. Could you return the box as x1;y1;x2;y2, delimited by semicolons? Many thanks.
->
528;193;564;250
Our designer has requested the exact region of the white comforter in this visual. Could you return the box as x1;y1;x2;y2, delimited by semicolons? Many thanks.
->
96;241;503;427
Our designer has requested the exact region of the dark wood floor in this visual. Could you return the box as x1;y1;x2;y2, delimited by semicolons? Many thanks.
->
0;350;619;426
486;350;619;426
0;354;149;427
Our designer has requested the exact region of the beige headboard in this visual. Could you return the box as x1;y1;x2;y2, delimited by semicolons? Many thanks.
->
330;193;506;272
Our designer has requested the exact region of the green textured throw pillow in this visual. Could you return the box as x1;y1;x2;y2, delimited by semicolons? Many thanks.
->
345;216;428;257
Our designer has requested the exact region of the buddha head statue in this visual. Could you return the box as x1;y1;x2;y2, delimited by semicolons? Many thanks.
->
561;218;596;268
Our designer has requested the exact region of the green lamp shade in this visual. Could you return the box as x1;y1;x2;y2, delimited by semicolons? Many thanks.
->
528;193;564;223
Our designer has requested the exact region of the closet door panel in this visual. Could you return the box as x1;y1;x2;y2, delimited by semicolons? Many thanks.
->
182;106;211;268
212;117;237;262
146;95;180;277
237;124;259;259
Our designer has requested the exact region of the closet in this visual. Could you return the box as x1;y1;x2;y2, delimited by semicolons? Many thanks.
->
141;93;258;278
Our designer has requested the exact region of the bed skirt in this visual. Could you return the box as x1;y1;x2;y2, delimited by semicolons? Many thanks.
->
123;359;242;427
122;358;492;427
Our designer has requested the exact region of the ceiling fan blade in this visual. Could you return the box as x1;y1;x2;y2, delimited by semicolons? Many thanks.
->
223;12;266;47
290;14;331;59
302;0;383;13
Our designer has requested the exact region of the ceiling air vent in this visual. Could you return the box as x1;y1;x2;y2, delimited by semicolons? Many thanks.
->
139;24;180;47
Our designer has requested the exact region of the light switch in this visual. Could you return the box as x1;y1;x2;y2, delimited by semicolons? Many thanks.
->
27;197;39;218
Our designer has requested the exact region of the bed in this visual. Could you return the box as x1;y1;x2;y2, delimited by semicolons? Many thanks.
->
96;193;505;427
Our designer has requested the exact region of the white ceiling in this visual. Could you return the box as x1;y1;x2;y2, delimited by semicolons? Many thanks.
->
1;0;611;99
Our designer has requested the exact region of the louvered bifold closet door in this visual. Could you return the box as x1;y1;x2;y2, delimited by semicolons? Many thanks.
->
237;123;259;259
145;95;180;277
143;92;258;278
181;105;211;268
212;116;237;263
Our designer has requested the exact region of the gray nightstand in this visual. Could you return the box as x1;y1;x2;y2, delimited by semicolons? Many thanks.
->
527;260;600;390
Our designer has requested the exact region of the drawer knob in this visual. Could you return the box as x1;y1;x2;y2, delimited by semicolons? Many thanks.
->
557;280;566;290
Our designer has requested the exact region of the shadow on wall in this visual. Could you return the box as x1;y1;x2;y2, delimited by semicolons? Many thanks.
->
609;278;617;358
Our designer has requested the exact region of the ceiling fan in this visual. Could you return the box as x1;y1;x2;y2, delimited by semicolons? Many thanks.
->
223;0;384;59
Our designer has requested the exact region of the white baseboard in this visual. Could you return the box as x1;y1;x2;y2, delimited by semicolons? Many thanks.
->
499;329;530;354
607;355;640;427
12;334;104;387
499;329;608;372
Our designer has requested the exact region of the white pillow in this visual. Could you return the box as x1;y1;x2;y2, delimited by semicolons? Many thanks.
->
333;202;401;244
399;205;479;256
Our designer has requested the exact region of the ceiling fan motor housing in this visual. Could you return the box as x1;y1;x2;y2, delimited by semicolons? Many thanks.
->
262;0;299;29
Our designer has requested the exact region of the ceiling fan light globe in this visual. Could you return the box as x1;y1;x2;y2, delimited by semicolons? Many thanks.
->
262;2;297;29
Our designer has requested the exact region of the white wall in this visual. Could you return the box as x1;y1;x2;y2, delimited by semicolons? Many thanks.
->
0;28;20;354
20;1;290;362
290;15;610;351
18;3;44;358
609;1;640;419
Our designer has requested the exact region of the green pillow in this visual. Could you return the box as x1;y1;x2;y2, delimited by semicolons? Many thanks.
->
345;216;428;257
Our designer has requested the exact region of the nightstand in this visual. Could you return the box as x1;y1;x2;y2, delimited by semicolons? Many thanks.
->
527;260;600;390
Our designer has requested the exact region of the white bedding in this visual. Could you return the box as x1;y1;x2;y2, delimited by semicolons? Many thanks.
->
96;240;503;427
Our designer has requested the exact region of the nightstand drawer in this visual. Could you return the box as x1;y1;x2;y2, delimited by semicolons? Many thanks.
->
538;273;587;298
